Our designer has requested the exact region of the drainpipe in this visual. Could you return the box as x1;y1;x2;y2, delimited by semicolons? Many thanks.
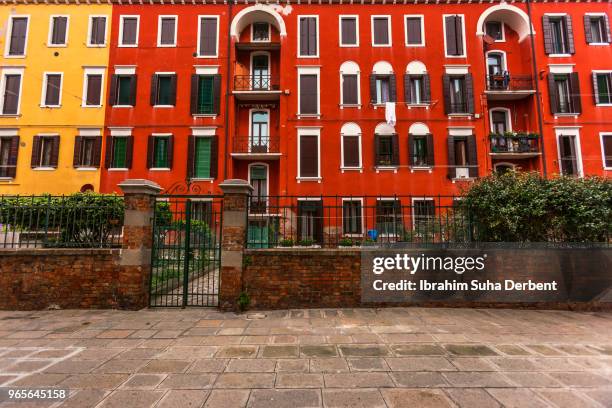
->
526;0;548;176
223;0;233;180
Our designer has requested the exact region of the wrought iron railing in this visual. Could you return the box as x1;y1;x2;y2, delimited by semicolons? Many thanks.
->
489;133;540;154
486;74;534;91
233;135;280;154
0;194;124;248
234;75;280;91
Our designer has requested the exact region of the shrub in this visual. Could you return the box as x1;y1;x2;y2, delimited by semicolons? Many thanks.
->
339;237;356;247
279;238;294;247
297;238;315;246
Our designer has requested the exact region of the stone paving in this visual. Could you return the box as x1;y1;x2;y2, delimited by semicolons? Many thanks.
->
0;307;611;407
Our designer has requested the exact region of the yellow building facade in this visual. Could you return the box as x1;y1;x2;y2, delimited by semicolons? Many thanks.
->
0;5;111;194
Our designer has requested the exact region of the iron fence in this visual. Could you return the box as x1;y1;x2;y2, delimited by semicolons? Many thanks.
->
486;74;534;91
0;195;124;248
234;75;280;91
489;134;540;154
233;135;280;154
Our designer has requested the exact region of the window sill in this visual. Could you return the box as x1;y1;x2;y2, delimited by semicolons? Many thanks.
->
448;113;473;117
118;44;138;48
549;54;572;58
149;168;171;171
0;114;21;118
86;44;107;48
296;177;322;183
157;44;177;48
596;104;612;107
451;177;476;183
406;103;430;109
340;104;361;109
192;114;218;118
195;55;219;58
553;113;580;118
190;178;214;182
372;44;392;47
405;43;426;47
297;114;321;119
375;166;398;173
108;168;129;171
47;44;68;48
154;105;175;109
445;54;467;58
112;105;134;108
339;44;359;48
410;166;433;173
81;105;103;108
0;177;15;181
76;167;98;171
341;167;363;173
3;55;26;59
588;42;611;46
40;105;62;109
32;167;56;171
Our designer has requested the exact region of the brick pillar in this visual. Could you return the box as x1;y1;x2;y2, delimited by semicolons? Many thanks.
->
117;179;162;309
218;179;253;311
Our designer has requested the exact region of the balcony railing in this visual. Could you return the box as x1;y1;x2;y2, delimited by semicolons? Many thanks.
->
233;135;280;154
486;74;534;91
489;133;540;154
234;75;280;91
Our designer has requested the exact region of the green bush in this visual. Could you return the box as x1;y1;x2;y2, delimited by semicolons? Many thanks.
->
459;172;611;242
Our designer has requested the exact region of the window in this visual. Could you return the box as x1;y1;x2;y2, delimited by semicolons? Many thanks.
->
198;16;218;57
341;75;359;105
447;134;478;179
252;22;270;42
548;73;581;114
340;16;358;46
1;72;22;115
342;134;360;169
444;75;473;114
601;134;612;169
0;136;19;178
374;134;399;167
157;16;177;47
299;73;319;115
148;135;172;169
48;16;68;46
372;16;391;46
454;138;468;166
343;200;362;235
74;136;102;168
375;77;391;104
543;15;575;55
558;134;580;176
83;71;103;107
376;200;402;236
194;137;212;178
409;134;433;167
108;136;130;169
250;111;269;152
485;21;503;41
585;15;610;44
405;16;424;46
88;16;107;46
191;74;220;115
6;16;28;57
249;164;268;213
42;73;62;107
111;74;137;106
299;16;318;57
444;15;465;57
297;200;323;244
298;134;319;178
491;110;509;134
119;16;139;47
594;72;612;105
406;76;425;104
151;74;176;106
31;135;59;168
413;199;435;232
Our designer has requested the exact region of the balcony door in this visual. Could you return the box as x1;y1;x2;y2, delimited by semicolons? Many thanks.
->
251;53;269;90
491;110;508;134
487;52;505;90
249;164;268;213
250;110;269;152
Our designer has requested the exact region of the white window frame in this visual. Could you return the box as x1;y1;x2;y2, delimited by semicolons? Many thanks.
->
585;13;610;46
296;127;321;182
555;127;584;177
339;61;361;108
404;15;425;47
339;15;359;48
593;70;612;107
484;20;506;42
298;15;320;58
599;132;612;170
75;128;101;170
149;133;172;171
81;67;105;108
545;13;572;58
157;15;178;47
485;49;508;72
371;15;392;47
442;14;467;58
341;197;364;236
87;15;108;47
247;162;270;210
251;22;271;43
4;15;30;58
47;15;70;47
0;68;24;116
118;15;140;47
152;71;177;108
197;15;220;58
40;72;64;108
411;197;435;230
297;67;321;117
340;132;362;171
489;107;512;133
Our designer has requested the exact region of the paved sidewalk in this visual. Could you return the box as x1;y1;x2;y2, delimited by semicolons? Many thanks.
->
0;308;611;408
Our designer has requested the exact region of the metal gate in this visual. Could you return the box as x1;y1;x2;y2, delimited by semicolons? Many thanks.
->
150;195;223;307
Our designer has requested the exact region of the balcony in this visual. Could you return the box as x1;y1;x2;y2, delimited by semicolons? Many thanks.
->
489;133;541;159
485;74;535;100
233;75;281;101
235;42;280;51
231;135;281;160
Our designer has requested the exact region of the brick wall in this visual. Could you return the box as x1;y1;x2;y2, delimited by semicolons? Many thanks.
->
0;249;145;310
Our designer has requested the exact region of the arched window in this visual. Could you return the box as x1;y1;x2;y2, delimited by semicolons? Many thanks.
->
405;61;430;105
340;122;362;169
489;108;511;134
370;61;396;105
408;123;434;167
339;61;361;106
374;122;399;167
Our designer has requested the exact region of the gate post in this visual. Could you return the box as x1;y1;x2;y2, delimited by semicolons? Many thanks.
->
118;179;162;309
218;179;253;311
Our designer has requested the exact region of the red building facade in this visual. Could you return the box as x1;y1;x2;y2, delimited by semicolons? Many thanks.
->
100;1;612;199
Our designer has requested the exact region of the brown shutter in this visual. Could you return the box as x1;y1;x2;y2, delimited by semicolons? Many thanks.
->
423;74;431;103
150;74;158;105
299;74;317;114
341;17;356;45
391;134;399;166
92;136;102;167
374;134;380;165
125;136;134;169
446;136;455;179
426;133;434;166
300;135;318;177
209;135;218;179
403;74;411;104
86;75;102;106
369;74;377;104
212;74;221;114
160;18;175;45
167;135;174;169
186;135;195;178
569;72;582;114
565;15;575;54
604;14;612;42
199;17;217;56
147;134;154;169
129;75;138;106
342;135;360;167
94;17;106;44
465;73;475;114
467;134;478;178
73;136;82;167
445;16;458;55
49;136;60;168
169;74;177;106
408;134;415;166
299;18;308;55
406;17;421;45
308;17;317;55
548;74;559;114
389;74;397;102
592;72;600;104
31;136;41;168
8;18;27;55
373;18;389;45
109;74;118;106
584;15;594;44
3;75;21;115
604;136;612;167
45;74;61;106
443;74;451;114
122;17;137;45
7;136;19;178
190;74;199;114
342;74;358;105
543;15;553;54
51;16;67;44
105;136;113;168
454;16;464;55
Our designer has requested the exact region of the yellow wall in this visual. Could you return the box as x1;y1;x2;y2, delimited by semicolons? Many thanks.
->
0;5;111;194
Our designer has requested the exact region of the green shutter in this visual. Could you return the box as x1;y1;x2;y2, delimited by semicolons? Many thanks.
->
157;77;172;105
250;165;266;180
154;137;169;168
194;137;211;178
112;137;127;168
117;77;132;105
197;76;214;114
